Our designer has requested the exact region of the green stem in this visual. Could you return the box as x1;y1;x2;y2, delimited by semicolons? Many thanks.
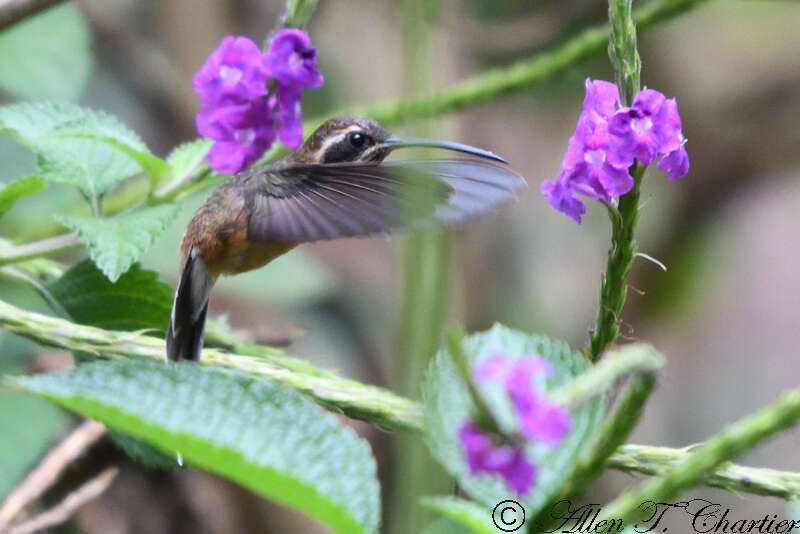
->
389;2;450;531
608;444;800;500
1;296;800;501
550;342;661;408
562;373;656;496
597;385;800;525
585;0;646;362
585;163;645;361
531;345;661;530
280;0;319;29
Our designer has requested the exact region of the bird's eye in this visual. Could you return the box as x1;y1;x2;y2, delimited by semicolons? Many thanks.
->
347;131;367;148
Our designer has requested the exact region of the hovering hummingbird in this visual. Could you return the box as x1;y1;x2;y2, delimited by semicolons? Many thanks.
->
166;115;526;362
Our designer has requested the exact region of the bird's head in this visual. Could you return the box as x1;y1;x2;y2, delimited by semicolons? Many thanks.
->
293;115;507;165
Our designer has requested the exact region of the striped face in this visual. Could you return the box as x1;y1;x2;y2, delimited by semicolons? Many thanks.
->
294;116;391;164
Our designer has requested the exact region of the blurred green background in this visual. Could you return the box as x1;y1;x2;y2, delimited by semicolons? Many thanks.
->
1;1;799;532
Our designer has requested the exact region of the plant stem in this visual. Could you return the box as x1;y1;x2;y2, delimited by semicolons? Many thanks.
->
550;342;662;408
597;385;800;525
1;297;799;501
280;0;319;29
585;0;647;362
0;234;80;267
389;2;450;531
585;163;645;361
531;345;661;530
608;444;800;500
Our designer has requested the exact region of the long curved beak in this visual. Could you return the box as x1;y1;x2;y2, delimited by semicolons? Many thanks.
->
381;135;507;164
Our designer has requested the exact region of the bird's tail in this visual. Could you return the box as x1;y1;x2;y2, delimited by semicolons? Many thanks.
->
166;249;214;362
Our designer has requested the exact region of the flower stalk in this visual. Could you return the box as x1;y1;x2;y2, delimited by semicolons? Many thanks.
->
1;297;798;500
586;162;645;360
585;0;644;361
596;385;800;525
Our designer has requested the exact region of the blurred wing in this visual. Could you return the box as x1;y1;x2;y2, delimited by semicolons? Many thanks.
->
245;159;526;243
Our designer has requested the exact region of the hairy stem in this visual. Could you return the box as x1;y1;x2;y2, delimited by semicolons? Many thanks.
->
584;0;647;362
597;385;800;524
1;297;799;501
585;164;645;361
607;444;800;500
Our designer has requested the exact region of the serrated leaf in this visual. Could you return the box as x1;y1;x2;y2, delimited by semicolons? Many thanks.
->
16;360;381;534
0;102;145;204
0;4;91;102
421;325;604;517
166;138;211;181
48;259;172;331
57;204;180;282
0;175;45;218
422;497;503;534
53;126;170;186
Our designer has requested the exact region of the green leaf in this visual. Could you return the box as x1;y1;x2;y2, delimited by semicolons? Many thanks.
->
16;360;381;534
0;175;45;218
48;259;172;331
57;204;181;282
421;325;604;516
0;102;145;204
0;391;67;498
52;126;170;187
422;497;504;534
166;138;211;182
0;4;91;102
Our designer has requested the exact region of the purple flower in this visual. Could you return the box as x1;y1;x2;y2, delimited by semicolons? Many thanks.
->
266;29;324;88
196;100;276;173
608;90;683;167
540;171;586;223
274;86;304;149
193;36;269;106
193;30;323;172
459;422;536;495
541;78;689;222
475;352;571;445
658;134;690;180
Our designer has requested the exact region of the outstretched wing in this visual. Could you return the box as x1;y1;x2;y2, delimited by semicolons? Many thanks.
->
244;159;526;243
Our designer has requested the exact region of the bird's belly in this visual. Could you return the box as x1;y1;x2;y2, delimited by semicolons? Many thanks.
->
213;240;297;276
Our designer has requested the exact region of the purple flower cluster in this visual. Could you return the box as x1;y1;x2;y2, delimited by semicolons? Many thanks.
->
541;78;689;222
193;30;323;173
458;352;571;495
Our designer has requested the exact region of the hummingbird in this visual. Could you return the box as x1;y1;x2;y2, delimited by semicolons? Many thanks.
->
166;115;526;362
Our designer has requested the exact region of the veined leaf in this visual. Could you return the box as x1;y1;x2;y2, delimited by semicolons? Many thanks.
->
166;138;211;182
53;127;170;186
0;4;91;102
0;102;147;204
57;204;180;282
48;259;172;331
0;175;45;218
421;325;604;517
16;360;381;534
422;497;504;534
